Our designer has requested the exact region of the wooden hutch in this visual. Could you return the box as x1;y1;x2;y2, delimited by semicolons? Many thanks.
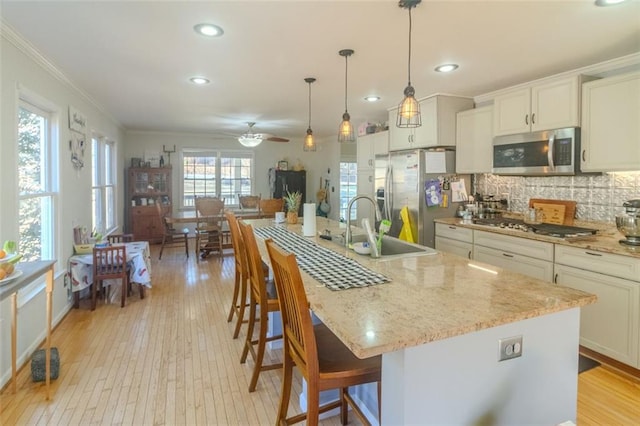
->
127;166;172;243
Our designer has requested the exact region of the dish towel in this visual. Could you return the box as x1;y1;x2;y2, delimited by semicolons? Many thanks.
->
398;206;416;243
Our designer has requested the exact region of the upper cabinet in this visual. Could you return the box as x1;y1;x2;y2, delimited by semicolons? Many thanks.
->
389;95;473;151
455;105;493;174
493;76;589;136
581;72;640;172
357;131;389;170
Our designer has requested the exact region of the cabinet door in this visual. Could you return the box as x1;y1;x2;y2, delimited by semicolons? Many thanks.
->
473;245;554;281
412;97;438;148
581;72;640;172
373;131;389;156
493;88;531;136
456;106;493;173
356;134;376;170
435;223;473;243
555;264;639;368
356;170;375;224
531;77;580;132
388;108;414;151
435;237;472;259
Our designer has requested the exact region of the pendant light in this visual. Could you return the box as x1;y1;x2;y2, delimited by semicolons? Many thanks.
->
396;0;422;128
303;77;317;152
338;49;356;143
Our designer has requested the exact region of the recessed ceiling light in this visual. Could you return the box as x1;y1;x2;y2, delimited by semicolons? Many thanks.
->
364;96;381;102
193;23;224;37
190;77;210;85
435;64;459;73
594;0;627;6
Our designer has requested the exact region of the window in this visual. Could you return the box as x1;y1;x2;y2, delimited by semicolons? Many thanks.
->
182;150;254;207
18;100;57;262
339;161;358;222
92;136;116;234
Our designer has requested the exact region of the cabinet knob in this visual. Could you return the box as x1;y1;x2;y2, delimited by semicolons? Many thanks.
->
531;113;535;124
553;273;558;284
502;253;514;258
582;149;586;162
525;114;529;125
467;251;472;259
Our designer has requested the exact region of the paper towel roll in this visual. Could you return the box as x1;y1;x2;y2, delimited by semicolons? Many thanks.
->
303;203;316;236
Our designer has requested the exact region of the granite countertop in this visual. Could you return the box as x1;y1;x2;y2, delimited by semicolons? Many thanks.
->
249;218;596;359
434;217;640;259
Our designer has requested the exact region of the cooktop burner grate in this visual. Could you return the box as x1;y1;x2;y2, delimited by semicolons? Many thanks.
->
473;218;598;238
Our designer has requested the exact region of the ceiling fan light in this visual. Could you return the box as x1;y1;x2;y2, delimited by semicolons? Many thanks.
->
338;112;355;142
238;136;262;148
303;128;316;152
193;23;224;37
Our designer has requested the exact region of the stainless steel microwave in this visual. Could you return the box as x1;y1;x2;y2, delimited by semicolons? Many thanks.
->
492;127;580;176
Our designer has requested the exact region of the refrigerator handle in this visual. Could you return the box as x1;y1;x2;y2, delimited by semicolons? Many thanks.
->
386;165;393;220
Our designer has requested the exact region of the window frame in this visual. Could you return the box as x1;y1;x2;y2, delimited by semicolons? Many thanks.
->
181;149;255;209
92;135;117;235
339;160;358;222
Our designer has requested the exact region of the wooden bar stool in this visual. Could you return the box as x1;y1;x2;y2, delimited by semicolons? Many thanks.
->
237;221;283;392
266;239;381;425
225;211;250;339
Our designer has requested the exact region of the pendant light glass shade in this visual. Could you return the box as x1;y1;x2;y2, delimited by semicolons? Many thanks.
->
338;49;356;142
397;0;422;128
303;77;316;152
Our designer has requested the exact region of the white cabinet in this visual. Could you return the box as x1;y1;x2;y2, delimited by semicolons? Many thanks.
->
356;132;388;223
473;230;554;281
493;76;585;136
455;105;493;173
580;72;640;172
435;223;473;259
554;245;640;368
389;95;473;151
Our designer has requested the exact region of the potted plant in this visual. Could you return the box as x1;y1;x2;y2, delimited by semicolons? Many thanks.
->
284;190;302;224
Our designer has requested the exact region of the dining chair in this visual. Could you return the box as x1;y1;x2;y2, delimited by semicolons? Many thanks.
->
92;245;129;310
237;221;283;392
265;239;382;426
225;211;250;339
155;201;189;260
238;194;261;210
258;198;284;218
107;233;134;244
194;196;225;259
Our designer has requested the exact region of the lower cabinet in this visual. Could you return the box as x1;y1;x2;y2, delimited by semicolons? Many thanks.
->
555;245;640;368
473;230;554;282
131;206;164;243
435;223;473;259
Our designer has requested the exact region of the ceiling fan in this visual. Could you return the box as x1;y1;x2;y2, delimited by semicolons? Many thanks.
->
237;122;289;147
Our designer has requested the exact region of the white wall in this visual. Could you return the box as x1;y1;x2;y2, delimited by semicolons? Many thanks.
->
0;27;125;387
123;131;342;220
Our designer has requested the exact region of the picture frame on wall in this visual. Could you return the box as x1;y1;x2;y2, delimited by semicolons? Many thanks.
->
278;160;288;171
68;105;87;133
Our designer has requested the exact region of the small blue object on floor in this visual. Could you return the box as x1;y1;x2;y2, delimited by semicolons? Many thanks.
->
31;347;60;382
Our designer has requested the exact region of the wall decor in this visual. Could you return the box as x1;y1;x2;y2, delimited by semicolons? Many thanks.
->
278;160;288;171
69;130;85;170
144;151;161;168
68;105;87;133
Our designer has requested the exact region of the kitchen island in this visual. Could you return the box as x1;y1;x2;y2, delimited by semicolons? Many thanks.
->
249;217;596;425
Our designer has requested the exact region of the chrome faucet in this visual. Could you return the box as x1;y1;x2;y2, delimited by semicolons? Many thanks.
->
345;194;382;248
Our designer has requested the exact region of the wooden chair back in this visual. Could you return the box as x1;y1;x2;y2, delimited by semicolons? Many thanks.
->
264;239;318;380
238;194;261;210
107;234;134;244
259;198;284;218
225;211;247;277
195;197;225;223
92;245;128;309
237;221;270;307
155;198;189;259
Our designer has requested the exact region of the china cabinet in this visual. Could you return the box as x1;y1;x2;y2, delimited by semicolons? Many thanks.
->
127;166;172;242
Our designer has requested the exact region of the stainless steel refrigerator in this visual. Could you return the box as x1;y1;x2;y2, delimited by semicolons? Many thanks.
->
375;149;470;248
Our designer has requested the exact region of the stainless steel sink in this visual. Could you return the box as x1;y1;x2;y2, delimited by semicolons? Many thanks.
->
340;233;438;261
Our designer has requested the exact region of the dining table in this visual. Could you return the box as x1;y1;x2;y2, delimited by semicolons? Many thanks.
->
68;241;152;307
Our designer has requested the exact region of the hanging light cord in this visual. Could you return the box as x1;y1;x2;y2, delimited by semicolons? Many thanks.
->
407;6;413;86
344;54;349;112
308;81;312;129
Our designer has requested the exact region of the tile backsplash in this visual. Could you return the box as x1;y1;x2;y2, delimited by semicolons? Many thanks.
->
476;172;640;223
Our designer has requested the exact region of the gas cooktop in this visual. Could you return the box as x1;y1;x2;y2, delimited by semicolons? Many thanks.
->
472;218;598;238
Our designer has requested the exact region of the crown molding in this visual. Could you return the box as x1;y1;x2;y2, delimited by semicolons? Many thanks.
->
1;19;122;130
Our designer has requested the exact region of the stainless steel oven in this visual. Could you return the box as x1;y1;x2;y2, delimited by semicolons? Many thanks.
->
492;127;580;175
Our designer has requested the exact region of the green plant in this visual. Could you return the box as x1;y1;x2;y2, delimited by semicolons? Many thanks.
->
284;191;302;213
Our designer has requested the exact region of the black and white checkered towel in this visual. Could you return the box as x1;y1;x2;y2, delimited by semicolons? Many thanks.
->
254;226;390;291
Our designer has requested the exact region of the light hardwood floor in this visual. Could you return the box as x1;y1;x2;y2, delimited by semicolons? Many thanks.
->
1;245;639;425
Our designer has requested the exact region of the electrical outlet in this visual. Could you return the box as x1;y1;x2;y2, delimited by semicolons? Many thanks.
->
498;335;523;361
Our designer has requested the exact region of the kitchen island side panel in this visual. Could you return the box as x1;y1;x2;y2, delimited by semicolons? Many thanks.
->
382;308;580;425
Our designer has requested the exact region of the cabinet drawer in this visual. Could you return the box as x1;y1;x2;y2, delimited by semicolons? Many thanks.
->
435;223;473;243
555;245;640;282
435;237;473;259
473;245;554;282
474;230;554;261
